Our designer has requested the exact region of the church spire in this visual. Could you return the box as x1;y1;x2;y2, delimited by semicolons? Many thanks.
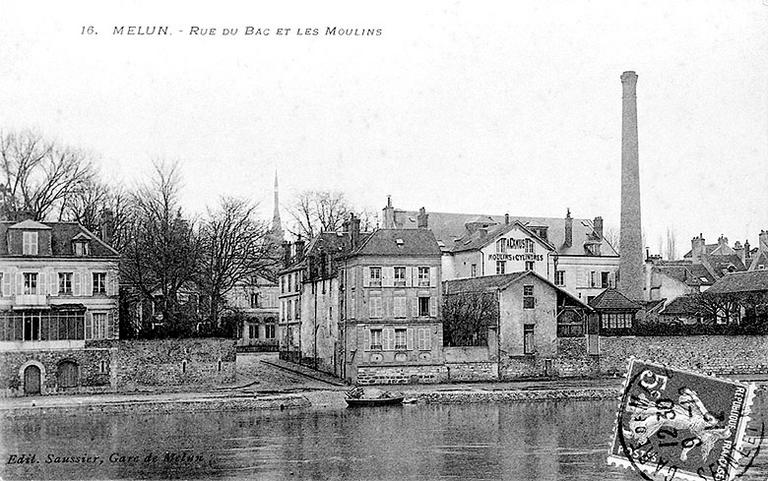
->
271;170;284;241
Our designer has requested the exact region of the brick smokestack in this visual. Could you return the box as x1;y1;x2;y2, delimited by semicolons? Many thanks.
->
618;71;644;301
564;209;573;248
417;207;429;229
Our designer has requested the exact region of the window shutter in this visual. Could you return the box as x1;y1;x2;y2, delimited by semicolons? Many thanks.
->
108;310;117;339
406;328;414;350
350;267;356;288
405;267;412;287
50;271;58;296
74;272;82;296
430;267;437;287
363;267;370;287
411;297;419;318
382;267;392;287
424;328;432;350
385;296;393;318
384;327;394;351
16;272;23;295
361;326;369;351
2;272;10;296
430;297;437;318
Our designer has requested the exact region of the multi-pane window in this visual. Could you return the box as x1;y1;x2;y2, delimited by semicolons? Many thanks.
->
601;272;610;288
287;300;293;321
74;241;89;256
555;270;565;286
418;267;430;287
496;261;505;275
265;324;276;338
523;324;535;354
369;267;382;287
23;273;38;295
394;328;407;350
418;296;430;317
394;267;406;287
470;264;477;278
369;296;383;318
524;240;534;254
86;312;108;340
523;285;535;309
525;261;534;272
22;231;38;255
370;329;383;350
393;295;406;318
249;324;259;339
601;313;634;330
93;273;107;295
590;271;597;288
23;311;41;341
496;239;507;253
59;273;73;294
250;293;260;308
295;299;301;320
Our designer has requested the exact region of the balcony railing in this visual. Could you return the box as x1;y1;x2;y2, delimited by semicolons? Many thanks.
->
14;294;47;306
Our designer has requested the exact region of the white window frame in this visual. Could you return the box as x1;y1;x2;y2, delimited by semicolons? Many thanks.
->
394;266;406;287
22;231;39;255
418;267;430;287
92;272;107;295
496;261;505;275
369;296;383;318
369;267;382;287
23;272;38;295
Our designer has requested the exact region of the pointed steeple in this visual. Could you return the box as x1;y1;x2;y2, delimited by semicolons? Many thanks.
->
271;170;284;241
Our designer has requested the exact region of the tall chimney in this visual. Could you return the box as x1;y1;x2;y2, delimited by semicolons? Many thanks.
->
504;213;510;225
100;209;114;246
593;216;603;239
349;214;361;248
691;234;705;264
417;207;429;229
294;236;305;263
564;209;573;248
744;239;751;265
760;230;768;250
382;195;395;229
618;71;644;301
282;241;291;268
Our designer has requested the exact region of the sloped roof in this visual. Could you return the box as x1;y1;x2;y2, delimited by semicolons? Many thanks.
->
707;254;746;274
391;210;617;257
351;229;441;257
443;270;591;309
0;221;119;257
654;263;715;286
9;219;51;230
707;270;768;294
588;288;642;311
749;250;768;271
450;220;555;253
661;296;699;315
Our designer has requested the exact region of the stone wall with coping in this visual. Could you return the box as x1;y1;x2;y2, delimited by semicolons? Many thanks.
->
444;346;498;381
555;335;768;377
89;338;236;391
356;364;447;385
0;348;115;397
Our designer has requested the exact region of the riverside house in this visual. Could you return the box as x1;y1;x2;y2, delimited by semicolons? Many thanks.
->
0;217;120;396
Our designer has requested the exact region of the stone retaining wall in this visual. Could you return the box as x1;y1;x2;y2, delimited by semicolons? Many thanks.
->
90;338;236;391
556;335;768;377
444;346;498;381
356;364;447;385
0;348;116;397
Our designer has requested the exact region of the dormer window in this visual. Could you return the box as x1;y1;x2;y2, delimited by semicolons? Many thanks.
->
22;231;38;255
72;233;91;256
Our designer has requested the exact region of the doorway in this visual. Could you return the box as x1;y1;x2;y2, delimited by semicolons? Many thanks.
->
23;365;41;395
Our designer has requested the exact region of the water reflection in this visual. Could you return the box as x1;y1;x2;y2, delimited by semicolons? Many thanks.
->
1;398;766;480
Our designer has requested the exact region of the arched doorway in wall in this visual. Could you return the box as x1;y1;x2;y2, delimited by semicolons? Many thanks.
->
23;365;41;395
57;360;79;389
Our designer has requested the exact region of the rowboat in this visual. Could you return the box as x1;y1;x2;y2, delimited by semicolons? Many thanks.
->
345;396;405;407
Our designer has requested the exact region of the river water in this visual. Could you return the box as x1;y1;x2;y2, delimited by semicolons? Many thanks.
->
1;399;766;480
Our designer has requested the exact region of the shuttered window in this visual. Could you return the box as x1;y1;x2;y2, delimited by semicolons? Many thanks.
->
369;296;382;318
22;232;38;255
393;295;406;318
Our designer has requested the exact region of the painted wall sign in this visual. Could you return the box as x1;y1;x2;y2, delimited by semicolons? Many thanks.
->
488;253;544;262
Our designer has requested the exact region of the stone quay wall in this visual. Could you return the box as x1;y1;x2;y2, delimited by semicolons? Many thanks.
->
90;338;236;391
555;335;768;378
444;346;498;381
0;348;116;397
356;364;447;385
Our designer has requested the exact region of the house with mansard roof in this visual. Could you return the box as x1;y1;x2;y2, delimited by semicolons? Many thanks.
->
381;197;619;303
0;217;119;396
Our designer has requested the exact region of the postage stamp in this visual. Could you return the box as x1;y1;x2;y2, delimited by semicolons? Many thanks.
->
608;359;761;481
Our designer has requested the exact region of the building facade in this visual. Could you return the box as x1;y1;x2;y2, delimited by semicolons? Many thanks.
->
341;228;444;384
382;199;619;304
0;219;120;396
228;274;279;350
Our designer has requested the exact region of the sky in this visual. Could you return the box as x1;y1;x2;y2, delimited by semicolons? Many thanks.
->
1;0;766;257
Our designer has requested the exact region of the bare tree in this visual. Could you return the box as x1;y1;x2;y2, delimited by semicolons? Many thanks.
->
0;129;95;220
59;180;130;249
603;226;621;254
198;197;280;327
120;161;201;334
288;190;352;239
442;291;498;346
